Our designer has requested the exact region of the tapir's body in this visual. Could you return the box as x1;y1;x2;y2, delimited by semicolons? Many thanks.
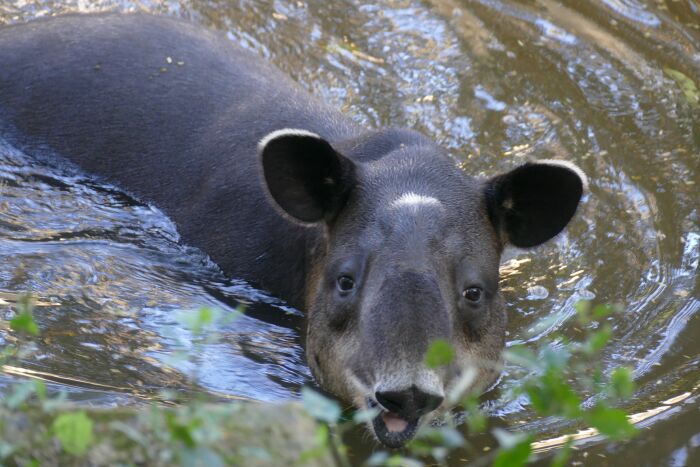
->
0;14;586;447
0;13;358;306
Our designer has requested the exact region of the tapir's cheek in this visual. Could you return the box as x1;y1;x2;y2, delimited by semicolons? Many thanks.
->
306;308;362;401
318;340;359;397
326;301;356;331
317;276;362;331
457;306;490;341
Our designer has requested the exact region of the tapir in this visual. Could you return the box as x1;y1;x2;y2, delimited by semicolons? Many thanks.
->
0;13;586;447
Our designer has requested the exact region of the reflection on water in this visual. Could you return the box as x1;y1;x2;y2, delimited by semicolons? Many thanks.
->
0;137;310;402
1;0;698;464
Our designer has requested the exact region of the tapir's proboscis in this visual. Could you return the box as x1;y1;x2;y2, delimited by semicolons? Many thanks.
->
0;14;586;447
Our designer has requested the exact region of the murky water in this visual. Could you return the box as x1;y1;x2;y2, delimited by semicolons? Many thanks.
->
1;0;698;464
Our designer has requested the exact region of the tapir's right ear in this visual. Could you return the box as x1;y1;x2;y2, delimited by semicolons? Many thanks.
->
259;129;357;223
485;160;587;248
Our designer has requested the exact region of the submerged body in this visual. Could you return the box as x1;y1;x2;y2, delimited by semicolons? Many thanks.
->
0;14;586;447
0;13;349;307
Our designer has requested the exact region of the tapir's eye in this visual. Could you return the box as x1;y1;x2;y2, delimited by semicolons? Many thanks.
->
462;286;482;302
337;275;356;293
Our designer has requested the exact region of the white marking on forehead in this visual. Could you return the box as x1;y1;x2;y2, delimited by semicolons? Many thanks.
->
390;192;442;210
257;128;321;152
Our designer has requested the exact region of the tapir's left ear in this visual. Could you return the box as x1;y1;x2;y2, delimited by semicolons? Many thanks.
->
259;129;357;223
485;160;587;248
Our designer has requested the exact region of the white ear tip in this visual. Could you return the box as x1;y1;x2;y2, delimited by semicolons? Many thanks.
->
258;128;322;152
537;159;589;192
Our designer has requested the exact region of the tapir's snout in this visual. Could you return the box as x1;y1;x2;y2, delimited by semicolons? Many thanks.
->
350;270;452;446
375;386;444;418
366;384;446;448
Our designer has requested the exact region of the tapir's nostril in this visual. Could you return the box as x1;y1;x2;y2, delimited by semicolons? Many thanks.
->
375;386;444;418
375;391;404;413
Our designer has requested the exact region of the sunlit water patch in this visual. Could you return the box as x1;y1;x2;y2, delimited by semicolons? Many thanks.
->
1;0;699;465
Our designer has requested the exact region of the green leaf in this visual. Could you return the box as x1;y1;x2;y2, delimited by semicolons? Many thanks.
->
10;311;39;336
405;437;433;457
0;440;15;459
576;301;619;326
503;345;539;370
575;300;592;324
312;423;329;445
466;410;487;434
412;425;465;450
180;307;214;335
424;339;454;368
592;304;616;320
492;429;532;467
110;420;146;446
463;393;487;433
492;428;528;450
608;367;634;399
525;369;581;418
585;404;637;440
541;344;570;370
164;411;198;448
41;390;68;411
365;451;390;466
5;381;39;409
52;411;94;456
180;447;225;467
0;344;17;360
352;407;379;424
16;294;34;313
447;366;478;403
386;455;423;467
435;426;465;448
301;387;341;424
582;326;612;355
664;68;700;108
297;443;328;465
33;381;47;401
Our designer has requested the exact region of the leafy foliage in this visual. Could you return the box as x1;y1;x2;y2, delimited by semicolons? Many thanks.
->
9;295;38;336
584;405;637;440
301;387;342;424
664;68;700;108
52;411;94;456
496;301;637;464
608;367;634;399
423;339;455;368
492;429;533;467
0;297;638;466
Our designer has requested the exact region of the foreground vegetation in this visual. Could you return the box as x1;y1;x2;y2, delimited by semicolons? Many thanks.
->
0;296;637;465
0;396;331;466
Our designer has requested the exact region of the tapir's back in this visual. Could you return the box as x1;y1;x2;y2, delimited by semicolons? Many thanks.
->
2;14;247;184
0;13;350;203
0;13;358;305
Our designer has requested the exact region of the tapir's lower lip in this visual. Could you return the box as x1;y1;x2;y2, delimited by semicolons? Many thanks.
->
366;397;419;448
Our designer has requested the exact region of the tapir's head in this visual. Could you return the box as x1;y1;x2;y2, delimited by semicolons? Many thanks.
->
259;128;586;447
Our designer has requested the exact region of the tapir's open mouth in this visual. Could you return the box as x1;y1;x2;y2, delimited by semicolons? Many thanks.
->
366;397;419;448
